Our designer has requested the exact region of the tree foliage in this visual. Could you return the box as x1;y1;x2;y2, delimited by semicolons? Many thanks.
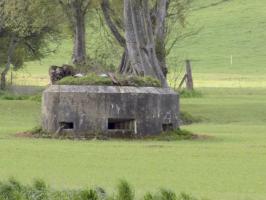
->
0;0;61;89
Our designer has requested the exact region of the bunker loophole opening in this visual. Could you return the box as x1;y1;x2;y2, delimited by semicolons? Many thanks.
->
108;118;135;131
59;122;74;130
162;123;173;131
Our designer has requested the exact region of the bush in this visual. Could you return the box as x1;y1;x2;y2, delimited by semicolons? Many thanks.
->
56;74;161;87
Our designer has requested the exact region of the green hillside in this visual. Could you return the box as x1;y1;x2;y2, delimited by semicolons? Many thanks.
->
12;0;265;88
172;0;266;74
168;0;266;87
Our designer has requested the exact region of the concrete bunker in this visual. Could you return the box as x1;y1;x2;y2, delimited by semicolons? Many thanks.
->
42;85;179;137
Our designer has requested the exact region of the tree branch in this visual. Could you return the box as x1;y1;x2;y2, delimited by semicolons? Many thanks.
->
101;0;125;47
82;0;91;15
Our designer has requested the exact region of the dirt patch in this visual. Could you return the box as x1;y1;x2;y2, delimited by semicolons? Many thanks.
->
15;132;34;138
190;134;213;140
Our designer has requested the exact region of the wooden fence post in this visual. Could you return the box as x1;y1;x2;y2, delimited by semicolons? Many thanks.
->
185;60;194;90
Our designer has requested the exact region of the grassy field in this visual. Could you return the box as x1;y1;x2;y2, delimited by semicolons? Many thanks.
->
1;0;266;199
1;88;266;200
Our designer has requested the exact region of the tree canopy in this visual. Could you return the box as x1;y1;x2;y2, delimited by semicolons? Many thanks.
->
0;0;191;89
0;0;61;89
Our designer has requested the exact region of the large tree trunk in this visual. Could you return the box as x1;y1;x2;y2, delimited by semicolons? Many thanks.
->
124;0;168;87
72;8;86;65
101;0;169;86
58;0;87;65
154;0;169;77
118;50;132;74
0;36;17;90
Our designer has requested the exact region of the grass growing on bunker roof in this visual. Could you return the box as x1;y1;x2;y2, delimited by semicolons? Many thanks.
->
56;74;161;87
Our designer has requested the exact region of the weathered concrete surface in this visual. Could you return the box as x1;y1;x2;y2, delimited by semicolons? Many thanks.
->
42;85;179;137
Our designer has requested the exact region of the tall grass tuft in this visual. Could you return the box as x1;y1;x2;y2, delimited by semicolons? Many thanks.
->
160;189;177;200
178;193;198;200
116;180;134;200
179;90;202;98
27;179;49;200
80;189;99;200
0;178;24;200
0;178;206;200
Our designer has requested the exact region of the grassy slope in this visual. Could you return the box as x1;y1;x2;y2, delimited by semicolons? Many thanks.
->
173;0;266;74
9;0;266;88
1;88;266;200
170;0;266;87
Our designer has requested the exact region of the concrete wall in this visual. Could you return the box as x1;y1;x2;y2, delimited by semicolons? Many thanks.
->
42;85;179;137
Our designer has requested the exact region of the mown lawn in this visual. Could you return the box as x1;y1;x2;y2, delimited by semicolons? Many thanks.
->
0;100;40;138
1;87;266;200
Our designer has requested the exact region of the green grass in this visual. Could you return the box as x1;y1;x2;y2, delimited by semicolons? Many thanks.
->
1;88;266;200
0;100;40;138
1;0;266;199
57;74;161;87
